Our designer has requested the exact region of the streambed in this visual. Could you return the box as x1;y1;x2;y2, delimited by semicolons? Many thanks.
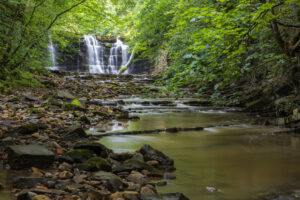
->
98;100;300;200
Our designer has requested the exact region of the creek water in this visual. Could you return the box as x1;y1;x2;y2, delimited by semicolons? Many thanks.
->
0;170;11;200
99;102;300;200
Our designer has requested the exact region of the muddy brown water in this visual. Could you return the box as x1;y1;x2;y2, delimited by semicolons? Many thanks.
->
99;111;300;200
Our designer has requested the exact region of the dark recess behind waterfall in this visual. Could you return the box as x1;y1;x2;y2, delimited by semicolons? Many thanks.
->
54;37;151;74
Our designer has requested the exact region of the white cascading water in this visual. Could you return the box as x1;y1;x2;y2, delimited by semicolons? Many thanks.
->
47;35;59;70
84;36;133;74
108;39;132;74
84;35;105;74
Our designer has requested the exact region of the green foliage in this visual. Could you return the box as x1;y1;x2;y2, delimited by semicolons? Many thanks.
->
71;98;83;107
122;0;300;94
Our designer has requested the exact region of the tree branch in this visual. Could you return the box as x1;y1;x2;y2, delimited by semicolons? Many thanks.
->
275;20;300;28
46;0;87;30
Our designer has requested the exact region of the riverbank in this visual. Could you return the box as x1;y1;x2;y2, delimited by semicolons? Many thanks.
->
0;71;197;200
1;71;300;200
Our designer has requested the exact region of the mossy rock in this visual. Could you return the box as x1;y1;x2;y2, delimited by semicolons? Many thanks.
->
92;111;110;118
76;157;112;172
74;142;111;157
113;159;161;175
46;97;63;107
79;116;91;125
26;108;45;118
62;103;86;112
60;149;94;163
15;124;48;135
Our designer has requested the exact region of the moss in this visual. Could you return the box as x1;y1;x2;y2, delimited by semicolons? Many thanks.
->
79;115;91;125
61;149;94;163
15;124;47;135
76;157;112;171
113;159;162;175
74;142;111;157
92;111;110;118
62;103;86;111
26;108;40;114
71;98;83;107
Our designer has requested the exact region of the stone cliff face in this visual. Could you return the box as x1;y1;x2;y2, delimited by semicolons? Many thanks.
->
52;35;151;74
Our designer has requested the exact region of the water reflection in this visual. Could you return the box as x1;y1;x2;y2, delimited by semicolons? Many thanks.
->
100;112;300;200
0;170;11;200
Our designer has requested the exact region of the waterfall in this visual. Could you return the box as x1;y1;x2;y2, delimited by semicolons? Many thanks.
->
83;36;133;74
83;35;105;74
47;35;58;70
108;39;132;74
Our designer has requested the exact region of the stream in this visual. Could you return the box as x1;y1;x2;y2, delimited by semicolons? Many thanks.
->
1;76;300;200
98;98;300;200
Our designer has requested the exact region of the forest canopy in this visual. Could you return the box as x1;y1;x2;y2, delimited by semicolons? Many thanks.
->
0;0;300;97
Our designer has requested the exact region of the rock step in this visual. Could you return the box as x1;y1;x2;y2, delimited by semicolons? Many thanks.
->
7;145;55;169
95;127;204;137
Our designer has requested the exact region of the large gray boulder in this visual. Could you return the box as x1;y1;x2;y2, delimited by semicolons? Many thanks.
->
92;171;125;192
140;145;174;166
7;145;54;169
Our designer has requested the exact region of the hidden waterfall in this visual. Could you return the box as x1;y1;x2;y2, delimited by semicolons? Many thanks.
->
48;35;134;74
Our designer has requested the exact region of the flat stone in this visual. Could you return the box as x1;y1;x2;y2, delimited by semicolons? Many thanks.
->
8;145;54;169
141;193;189;200
23;92;39;101
57;90;75;100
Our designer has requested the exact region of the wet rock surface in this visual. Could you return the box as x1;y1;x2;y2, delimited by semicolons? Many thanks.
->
141;193;190;200
0;72;199;199
7;145;54;169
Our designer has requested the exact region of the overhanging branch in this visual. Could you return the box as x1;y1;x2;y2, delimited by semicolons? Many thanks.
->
46;0;87;30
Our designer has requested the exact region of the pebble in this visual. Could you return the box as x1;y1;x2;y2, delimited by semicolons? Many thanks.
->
140;185;156;195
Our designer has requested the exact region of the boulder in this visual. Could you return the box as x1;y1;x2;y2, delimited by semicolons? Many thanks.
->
13;177;46;189
110;152;132;162
139;145;174;166
140;185;156;196
126;172;145;185
62;126;87;140
23;92;39;101
92;171;125;192
141;193;189;200
113;159;160;174
7;145;54;169
15;124;47;135
76;157;112;172
57;90;75;100
60;149;94;163
74;142;111;158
